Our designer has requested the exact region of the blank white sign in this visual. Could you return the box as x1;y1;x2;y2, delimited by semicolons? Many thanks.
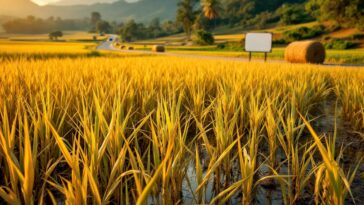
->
245;33;272;52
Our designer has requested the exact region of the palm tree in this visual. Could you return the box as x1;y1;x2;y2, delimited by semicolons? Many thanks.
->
201;0;222;20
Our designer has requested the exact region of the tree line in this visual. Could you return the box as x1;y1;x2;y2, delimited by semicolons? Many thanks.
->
2;16;90;34
90;12;182;42
1;11;182;42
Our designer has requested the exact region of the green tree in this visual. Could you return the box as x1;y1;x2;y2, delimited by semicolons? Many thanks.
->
120;19;138;42
96;20;111;34
306;0;364;27
91;12;101;25
91;12;101;31
49;31;63;41
194;29;215;45
224;0;255;26
161;20;181;34
277;4;313;25
148;18;162;38
176;0;197;41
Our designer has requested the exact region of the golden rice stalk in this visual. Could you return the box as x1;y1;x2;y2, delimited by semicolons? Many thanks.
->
22;115;34;205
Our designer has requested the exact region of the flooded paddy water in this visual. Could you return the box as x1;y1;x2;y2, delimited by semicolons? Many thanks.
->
146;98;364;205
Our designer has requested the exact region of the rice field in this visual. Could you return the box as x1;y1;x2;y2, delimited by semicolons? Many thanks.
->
0;42;363;205
0;31;100;41
0;40;150;60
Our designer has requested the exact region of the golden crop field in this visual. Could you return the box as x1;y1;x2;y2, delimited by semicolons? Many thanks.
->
0;40;151;60
0;31;100;41
0;42;363;205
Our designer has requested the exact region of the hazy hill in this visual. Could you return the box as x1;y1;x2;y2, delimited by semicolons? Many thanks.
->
0;0;178;22
0;0;39;16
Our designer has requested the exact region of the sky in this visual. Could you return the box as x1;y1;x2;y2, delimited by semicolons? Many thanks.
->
31;0;138;6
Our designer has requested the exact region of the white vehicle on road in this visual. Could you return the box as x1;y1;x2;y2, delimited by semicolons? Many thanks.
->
96;35;120;51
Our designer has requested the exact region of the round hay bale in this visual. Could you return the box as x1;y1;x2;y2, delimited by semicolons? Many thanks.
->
113;43;120;49
127;46;134;50
152;45;165;52
285;41;326;64
120;45;126;49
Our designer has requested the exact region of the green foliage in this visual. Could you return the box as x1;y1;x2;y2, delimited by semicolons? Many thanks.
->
48;31;63;41
119;19;138;42
351;33;364;40
194;30;215;45
272;38;288;45
193;14;215;31
223;0;306;27
283;25;325;42
252;11;279;29
306;0;364;28
148;18;162;38
325;39;357;50
91;12;101;25
2;16;89;34
224;0;255;26
216;40;244;51
117;18;180;42
216;43;226;49
176;0;197;41
276;4;314;25
96;20;112;34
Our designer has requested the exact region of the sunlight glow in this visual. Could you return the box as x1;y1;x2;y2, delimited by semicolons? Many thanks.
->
31;0;60;6
31;0;138;6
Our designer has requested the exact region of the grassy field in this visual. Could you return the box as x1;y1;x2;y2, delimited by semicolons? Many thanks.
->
0;41;363;205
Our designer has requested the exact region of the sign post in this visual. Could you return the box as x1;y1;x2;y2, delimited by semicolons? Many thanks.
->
245;33;273;62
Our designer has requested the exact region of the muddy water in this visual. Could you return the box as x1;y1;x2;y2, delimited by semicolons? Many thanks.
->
314;99;364;205
147;100;364;205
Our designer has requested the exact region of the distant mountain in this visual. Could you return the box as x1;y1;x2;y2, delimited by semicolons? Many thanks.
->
0;0;39;16
0;0;178;22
